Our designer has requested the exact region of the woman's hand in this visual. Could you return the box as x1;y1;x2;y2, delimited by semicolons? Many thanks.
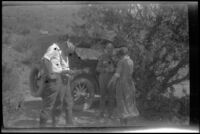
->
108;76;117;88
82;67;90;73
67;40;76;53
62;70;72;75
33;78;44;97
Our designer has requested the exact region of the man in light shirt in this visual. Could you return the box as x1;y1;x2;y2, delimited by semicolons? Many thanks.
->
38;42;89;127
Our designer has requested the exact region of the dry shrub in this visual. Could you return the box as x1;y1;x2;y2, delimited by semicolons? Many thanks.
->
140;93;189;122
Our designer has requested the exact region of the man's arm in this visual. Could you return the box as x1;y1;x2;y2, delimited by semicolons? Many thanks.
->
62;69;82;75
35;58;55;97
107;59;123;88
105;59;115;73
43;58;53;74
96;56;105;73
33;78;44;97
62;67;89;76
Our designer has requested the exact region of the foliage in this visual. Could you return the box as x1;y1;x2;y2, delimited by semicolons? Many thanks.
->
70;3;189;120
139;92;189;122
2;4;189;122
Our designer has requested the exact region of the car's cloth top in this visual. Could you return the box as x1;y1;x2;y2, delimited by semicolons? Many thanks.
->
75;48;103;60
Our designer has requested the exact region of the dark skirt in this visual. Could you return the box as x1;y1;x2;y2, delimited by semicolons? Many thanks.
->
115;76;139;119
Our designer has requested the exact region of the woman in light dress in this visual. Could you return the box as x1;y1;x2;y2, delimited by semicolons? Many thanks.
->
108;47;139;125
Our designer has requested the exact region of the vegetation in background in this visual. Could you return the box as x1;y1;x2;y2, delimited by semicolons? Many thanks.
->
70;3;189;122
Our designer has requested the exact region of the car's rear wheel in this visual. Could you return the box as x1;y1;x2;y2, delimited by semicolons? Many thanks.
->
71;78;95;110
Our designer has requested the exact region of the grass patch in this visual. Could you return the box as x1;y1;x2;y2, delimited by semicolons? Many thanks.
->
2;63;25;126
12;35;33;53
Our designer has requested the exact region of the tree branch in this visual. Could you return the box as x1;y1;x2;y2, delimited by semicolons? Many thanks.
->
166;72;189;87
161;56;188;90
164;60;187;82
144;15;163;51
148;45;168;68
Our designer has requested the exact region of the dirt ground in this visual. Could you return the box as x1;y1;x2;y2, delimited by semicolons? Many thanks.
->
4;93;188;129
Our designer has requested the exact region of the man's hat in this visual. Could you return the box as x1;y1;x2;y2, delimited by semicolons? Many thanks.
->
117;47;129;57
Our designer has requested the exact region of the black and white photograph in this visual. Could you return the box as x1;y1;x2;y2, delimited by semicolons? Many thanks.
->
2;1;197;132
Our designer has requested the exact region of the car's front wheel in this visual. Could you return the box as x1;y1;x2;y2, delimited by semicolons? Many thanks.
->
71;77;95;110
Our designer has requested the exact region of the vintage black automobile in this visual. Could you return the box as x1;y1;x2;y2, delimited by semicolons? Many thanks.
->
68;47;102;109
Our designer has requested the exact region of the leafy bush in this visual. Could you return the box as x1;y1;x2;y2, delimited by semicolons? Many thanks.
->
139;93;189;122
71;4;189;122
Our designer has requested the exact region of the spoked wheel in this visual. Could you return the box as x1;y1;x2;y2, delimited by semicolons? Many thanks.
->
71;78;95;110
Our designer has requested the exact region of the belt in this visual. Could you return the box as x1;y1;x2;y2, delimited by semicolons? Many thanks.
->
101;72;114;74
44;74;57;83
45;78;57;83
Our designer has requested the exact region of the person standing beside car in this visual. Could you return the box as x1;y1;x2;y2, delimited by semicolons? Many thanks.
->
36;42;89;127
108;47;139;125
96;43;116;121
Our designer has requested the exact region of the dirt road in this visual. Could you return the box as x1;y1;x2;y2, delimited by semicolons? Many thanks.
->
4;94;186;129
